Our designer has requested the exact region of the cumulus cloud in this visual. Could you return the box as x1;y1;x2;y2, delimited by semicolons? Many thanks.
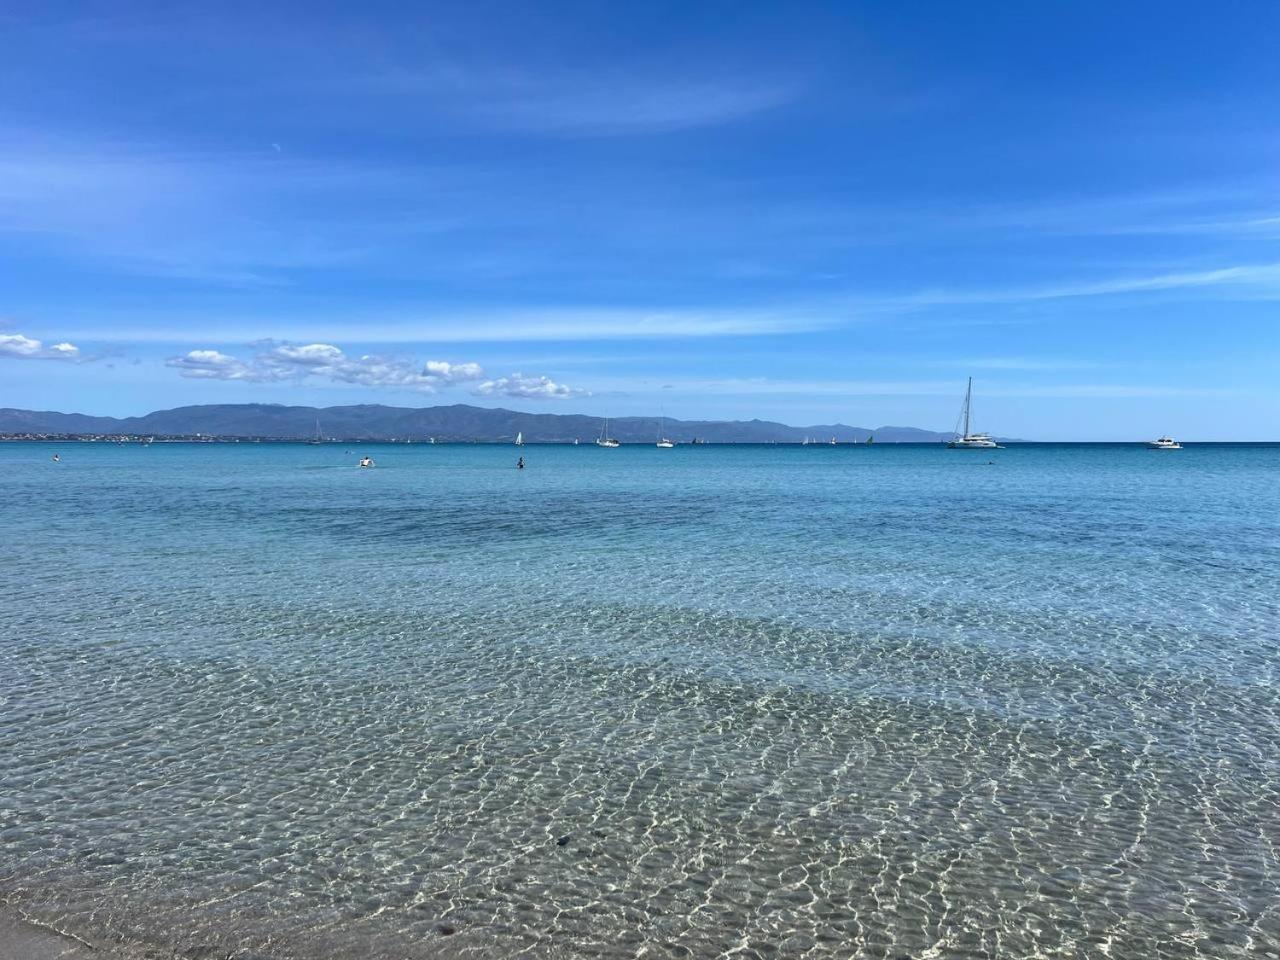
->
166;349;262;380
265;343;345;366
474;372;585;399
165;342;578;398
424;359;484;381
0;333;81;360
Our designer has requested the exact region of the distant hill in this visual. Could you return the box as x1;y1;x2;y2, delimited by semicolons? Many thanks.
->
0;403;970;443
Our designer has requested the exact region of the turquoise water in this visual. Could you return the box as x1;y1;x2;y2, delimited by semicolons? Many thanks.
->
2;441;1278;959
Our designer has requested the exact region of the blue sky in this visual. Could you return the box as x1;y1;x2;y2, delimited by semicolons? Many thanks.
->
2;1;1278;439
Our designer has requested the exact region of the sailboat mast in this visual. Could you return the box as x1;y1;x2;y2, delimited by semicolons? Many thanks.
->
963;378;972;436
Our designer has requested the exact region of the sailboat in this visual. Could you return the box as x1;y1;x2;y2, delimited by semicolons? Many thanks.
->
656;410;675;448
307;418;323;444
947;378;1000;449
515;431;524;446
829;436;837;445
596;418;620;448
865;434;874;445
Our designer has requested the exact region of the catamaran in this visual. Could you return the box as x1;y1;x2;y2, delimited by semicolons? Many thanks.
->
947;378;1000;449
596;418;620;448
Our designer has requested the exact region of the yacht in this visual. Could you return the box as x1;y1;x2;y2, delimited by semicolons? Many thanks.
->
596;418;620;448
947;378;1000;449
1146;436;1182;450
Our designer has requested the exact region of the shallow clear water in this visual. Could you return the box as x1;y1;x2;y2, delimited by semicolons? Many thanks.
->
2;441;1278;959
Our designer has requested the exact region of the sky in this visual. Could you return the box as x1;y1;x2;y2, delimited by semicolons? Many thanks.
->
1;1;1279;439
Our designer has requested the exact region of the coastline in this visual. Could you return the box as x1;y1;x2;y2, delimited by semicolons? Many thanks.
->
0;908;101;960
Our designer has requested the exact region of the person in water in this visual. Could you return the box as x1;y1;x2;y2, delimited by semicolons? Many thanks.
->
517;456;525;470
52;453;61;462
359;456;373;468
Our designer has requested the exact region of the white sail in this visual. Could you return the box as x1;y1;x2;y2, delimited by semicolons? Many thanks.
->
515;431;524;446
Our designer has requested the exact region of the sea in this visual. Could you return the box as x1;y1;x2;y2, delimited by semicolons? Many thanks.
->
1;441;1277;959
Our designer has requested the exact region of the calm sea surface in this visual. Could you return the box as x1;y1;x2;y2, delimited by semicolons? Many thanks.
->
2;441;1278;959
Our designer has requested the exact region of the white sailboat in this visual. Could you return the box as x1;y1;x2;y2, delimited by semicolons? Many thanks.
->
656;410;675;448
596;418;620;448
307;417;323;444
947;378;1000;449
515;431;524;446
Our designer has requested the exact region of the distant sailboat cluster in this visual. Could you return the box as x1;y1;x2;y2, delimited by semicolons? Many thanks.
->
301;381;1181;450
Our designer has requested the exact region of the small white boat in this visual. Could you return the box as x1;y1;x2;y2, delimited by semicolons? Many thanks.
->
656;411;675;448
947;378;1001;449
596;418;620;448
1146;436;1182;450
829;436;837;445
515;431;524;446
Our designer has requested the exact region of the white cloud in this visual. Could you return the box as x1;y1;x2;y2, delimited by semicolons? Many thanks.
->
423;359;484;381
166;349;268;380
0;332;81;360
165;342;578;398
264;342;345;366
475;372;585;399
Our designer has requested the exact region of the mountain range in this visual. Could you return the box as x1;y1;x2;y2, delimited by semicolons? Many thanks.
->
0;403;968;443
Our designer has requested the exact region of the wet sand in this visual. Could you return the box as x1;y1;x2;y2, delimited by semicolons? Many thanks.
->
0;909;100;960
